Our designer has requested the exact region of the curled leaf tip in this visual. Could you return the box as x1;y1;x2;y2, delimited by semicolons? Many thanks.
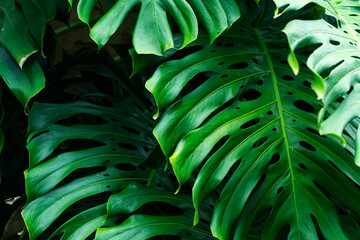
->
193;210;199;226
19;51;37;69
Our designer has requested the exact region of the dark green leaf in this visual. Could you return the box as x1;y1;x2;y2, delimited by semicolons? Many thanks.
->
0;46;45;108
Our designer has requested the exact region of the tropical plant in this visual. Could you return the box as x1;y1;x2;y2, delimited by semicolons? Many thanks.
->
1;0;360;240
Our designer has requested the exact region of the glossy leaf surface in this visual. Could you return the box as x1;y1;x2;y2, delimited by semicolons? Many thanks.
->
21;50;214;239
96;183;214;240
0;0;38;67
22;96;155;239
145;2;360;239
0;46;45;108
77;0;240;55
274;0;360;165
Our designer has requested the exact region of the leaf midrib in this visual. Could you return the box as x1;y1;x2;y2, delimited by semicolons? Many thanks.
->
255;28;301;239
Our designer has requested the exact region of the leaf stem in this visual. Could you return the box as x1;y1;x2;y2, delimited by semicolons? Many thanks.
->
147;169;156;187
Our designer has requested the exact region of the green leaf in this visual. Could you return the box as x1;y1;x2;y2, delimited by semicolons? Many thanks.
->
22;97;155;239
0;46;45;108
49;204;107;240
18;0;47;49
0;0;38;67
145;2;360;239
277;1;360;165
95;183;214;240
77;0;240;55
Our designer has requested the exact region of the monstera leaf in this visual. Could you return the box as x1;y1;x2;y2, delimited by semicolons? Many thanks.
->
22;95;156;239
0;0;70;108
76;0;240;55
21;49;216;239
273;0;360;165
96;182;214;240
145;2;360;239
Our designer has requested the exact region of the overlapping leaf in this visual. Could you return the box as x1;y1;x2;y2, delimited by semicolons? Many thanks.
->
96;182;214;240
22;96;156;239
76;0;240;55
145;2;360;239
21;50;215;239
273;0;360;165
0;0;69;108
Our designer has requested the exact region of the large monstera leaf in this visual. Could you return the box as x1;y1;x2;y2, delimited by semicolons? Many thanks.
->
22;49;215;239
273;0;360;165
145;2;360;239
22;96;156;239
22;95;215;240
76;0;240;55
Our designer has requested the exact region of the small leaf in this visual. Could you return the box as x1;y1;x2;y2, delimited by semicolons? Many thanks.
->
0;0;38;67
0;46;45;108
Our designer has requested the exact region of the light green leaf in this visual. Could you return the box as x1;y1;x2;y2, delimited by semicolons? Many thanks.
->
145;2;360;239
279;1;360;164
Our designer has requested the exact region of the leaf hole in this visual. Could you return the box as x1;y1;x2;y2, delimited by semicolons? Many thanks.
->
227;62;248;70
277;186;284;194
199;218;210;225
117;143;138;150
239;89;262;101
240;118;260;129
121;126;141;135
303;81;311;88
282;75;294;81
221;74;229;78
293;100;315;114
310;214;326;240
270;153;280;164
299;163;308;170
115;163;137;171
223;42;234;47
299;141;316;151
329;40;340;46
276;224;290;239
253;137;268;148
